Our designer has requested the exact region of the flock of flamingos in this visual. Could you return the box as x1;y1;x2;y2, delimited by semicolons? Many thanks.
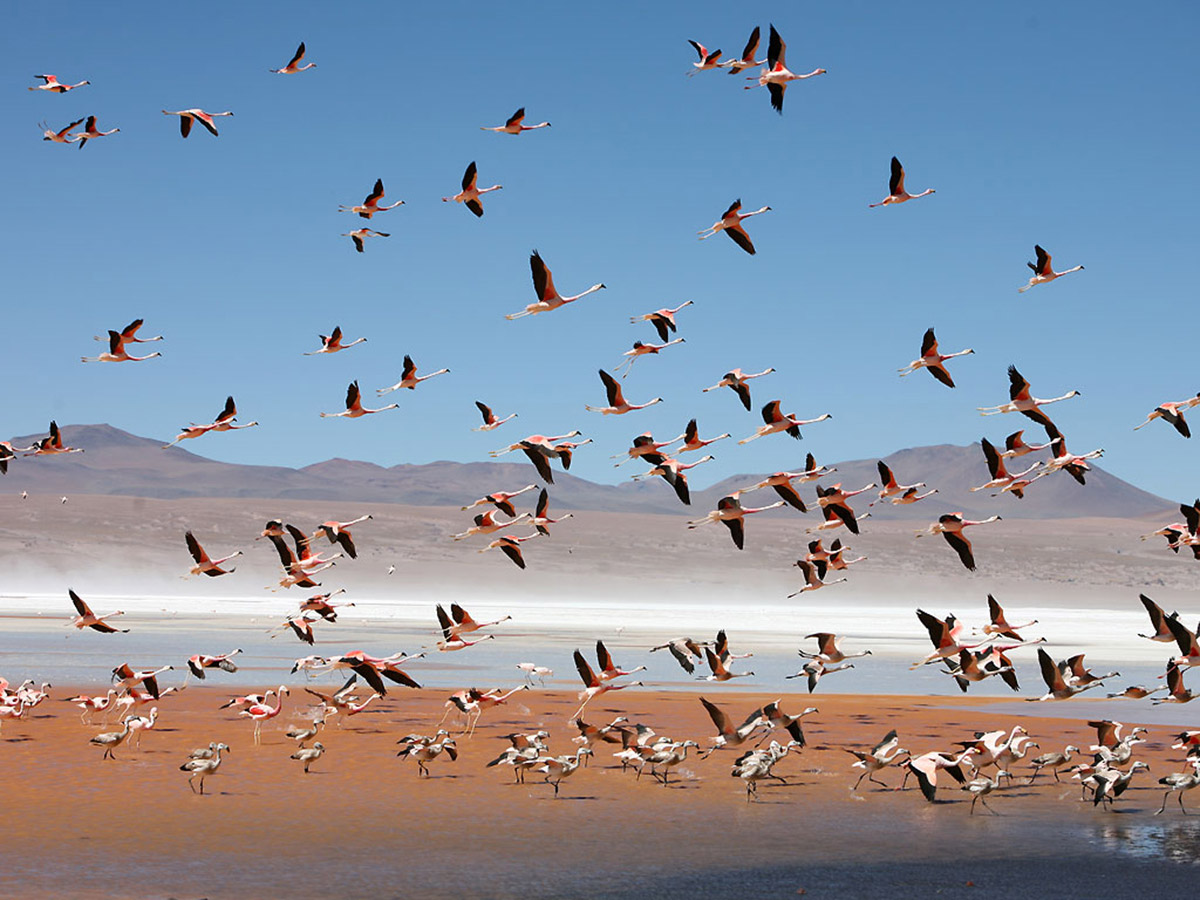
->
6;24;1200;813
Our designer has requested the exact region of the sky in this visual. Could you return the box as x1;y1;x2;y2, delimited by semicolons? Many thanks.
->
3;2;1198;501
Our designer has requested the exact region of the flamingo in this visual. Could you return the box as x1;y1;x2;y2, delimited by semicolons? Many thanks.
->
1155;761;1200;814
1026;745;1081;783
25;420;83;456
799;633;871;666
472;401;517;431
126;708;158;749
593;640;646;682
586;369;663;415
162;109;233;138
516;664;553;686
29;74;89;93
999;429;1055;459
40;118;84;143
74;115;119;149
271;41;315;73
480;532;541;569
1134;393;1200;438
971;438;1044;498
1152;662;1197;705
869;157;935;207
298;590;352;622
686;39;723;75
650;638;711;675
305;326;366;355
435;607;497;652
943;648;1016;693
67;689;118;724
981;594;1038;641
311;514;372;559
702;366;775;410
93;318;162;345
739;400;830;444
722;26;765;74
90;717;134;760
613;432;682;467
339;178;403;219
320;381;399;418
978;365;1080;427
1028;648;1106;701
462;484;538;517
699;647;754;681
733;741;800;801
240;686;289;744
688;493;785;550
873;461;926;505
916;513;1001;572
741;454;833;509
632;454;713;506
962;771;1008;815
180;743;229;794
572;650;641;719
897;327;973;387
111;665;173;703
745;24;825;113
1019;244;1084;293
903;748;979;801
342;228;389;252
506;250;605;319
1135;594;1179;643
669;418;729;457
531;488;574;534
489;431;585;484
397;733;458;776
82;329;161;363
481;107;550;134
788;559;847;596
378;355;450;394
453;509;531;540
1040;423;1103;485
815;483;874;535
845;730;910;790
68;590;127;633
442;161;502;217
534;749;591;796
630;300;693;342
185;531;241;577
185;649;242;681
698;697;765;758
910;610;994;669
613;338;685;377
787;659;854;691
163;396;257;448
698;199;771;255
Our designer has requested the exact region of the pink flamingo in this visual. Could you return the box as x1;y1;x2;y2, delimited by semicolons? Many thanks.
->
25;420;83;456
506;250;605;319
162;108;233;138
573;651;641;719
971;438;1044;498
185;531;241;577
40;118;84;143
630;300;693;342
978;365;1080;428
82;329;161;363
453;508;532;541
897;327;972;387
698;199;771;255
320;381;399;418
739;400;831;443
916;513;1002;572
702;366;775;410
869;157;935;207
686;39;723;75
722;26;765;74
873;461;926;505
815;483;875;535
688;493;786;550
480;532;541;569
377;355;450;395
1040;424;1103;485
240;686;289;744
1000;429;1055;459
613;338;685;377
341;228;389;253
472;401;517;431
305;326;367;355
74;115;119;149
586;369;663;415
29;74;89;93
339;179;403;219
310;515;372;559
462;484;538;517
1134;393;1200;438
481;108;550;134
68;590;127;633
632;454;714;506
744;25;826;113
613;433;683;467
672;418;730;454
270;42;315;74
1019;244;1084;293
442;161;502;217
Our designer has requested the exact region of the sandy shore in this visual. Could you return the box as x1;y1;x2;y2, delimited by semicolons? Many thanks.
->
2;686;1198;899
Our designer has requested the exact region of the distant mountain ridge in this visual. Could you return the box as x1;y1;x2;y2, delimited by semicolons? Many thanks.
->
1;423;1173;520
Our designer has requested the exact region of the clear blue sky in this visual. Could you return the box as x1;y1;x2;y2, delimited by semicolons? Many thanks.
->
3;2;1197;500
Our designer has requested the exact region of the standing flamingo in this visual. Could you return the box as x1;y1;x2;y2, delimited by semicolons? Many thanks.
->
1019;244;1084;293
162;109;233;138
744;25;826;113
506;250;605;319
897;327;973;387
869;157;935;207
270;42;315;73
442;161;502;217
481;108;550;134
698;200;771;255
240;686;289;744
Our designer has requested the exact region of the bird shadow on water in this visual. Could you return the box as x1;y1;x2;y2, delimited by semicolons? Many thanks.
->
1096;820;1200;864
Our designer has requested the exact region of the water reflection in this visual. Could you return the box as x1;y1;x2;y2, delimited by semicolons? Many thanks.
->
1098;821;1200;864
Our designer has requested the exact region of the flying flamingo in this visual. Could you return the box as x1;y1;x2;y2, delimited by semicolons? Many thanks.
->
845;730;909;790
490;431;585;484
971;438;1044;498
672;418;730;455
698;199;771;255
632;454;714;506
697;697;766;758
613;338;685;377
481;107;550;134
74;115;119;149
506;250;605;320
163;396;256;447
82;329;161;363
185;531;241;577
378;355;450;394
111;663;173;700
472;401;517;431
29;74;89;93
740;453;834;507
462;484;538;517
613;432;682;466
1028;648;1106;701
185;649;242;681
25;420;83;456
161;109;233;138
442;161;501;217
1019;244;1084;293
298;590;352;622
686;40;723;75
815;483;874;535
68;589;127;633
531;488;574;534
688;493;785;550
897;327;973;387
305;326;366;355
1135;393;1200;438
787;559;846;596
910;610;994;669
739;400;831;443
270;41;315;73
435;607;496;652
873;461;926;505
722;26;764;74
439;603;512;639
453;509;532;540
916;513;1001;571
978;365;1080;427
586;370;663;415
744;24;826;114
311;514;372;559
594;640;646;682
93;318;162;345
320;381;399;418
572;650;642;719
339;178;404;219
342;228;389;253
630;300;693;342
702;648;756;688
999;429;1054;459
869;157;935;207
480;532;541;569
40;118;84;143
981;594;1038;641
702;367;775;410
1040;423;1103;485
